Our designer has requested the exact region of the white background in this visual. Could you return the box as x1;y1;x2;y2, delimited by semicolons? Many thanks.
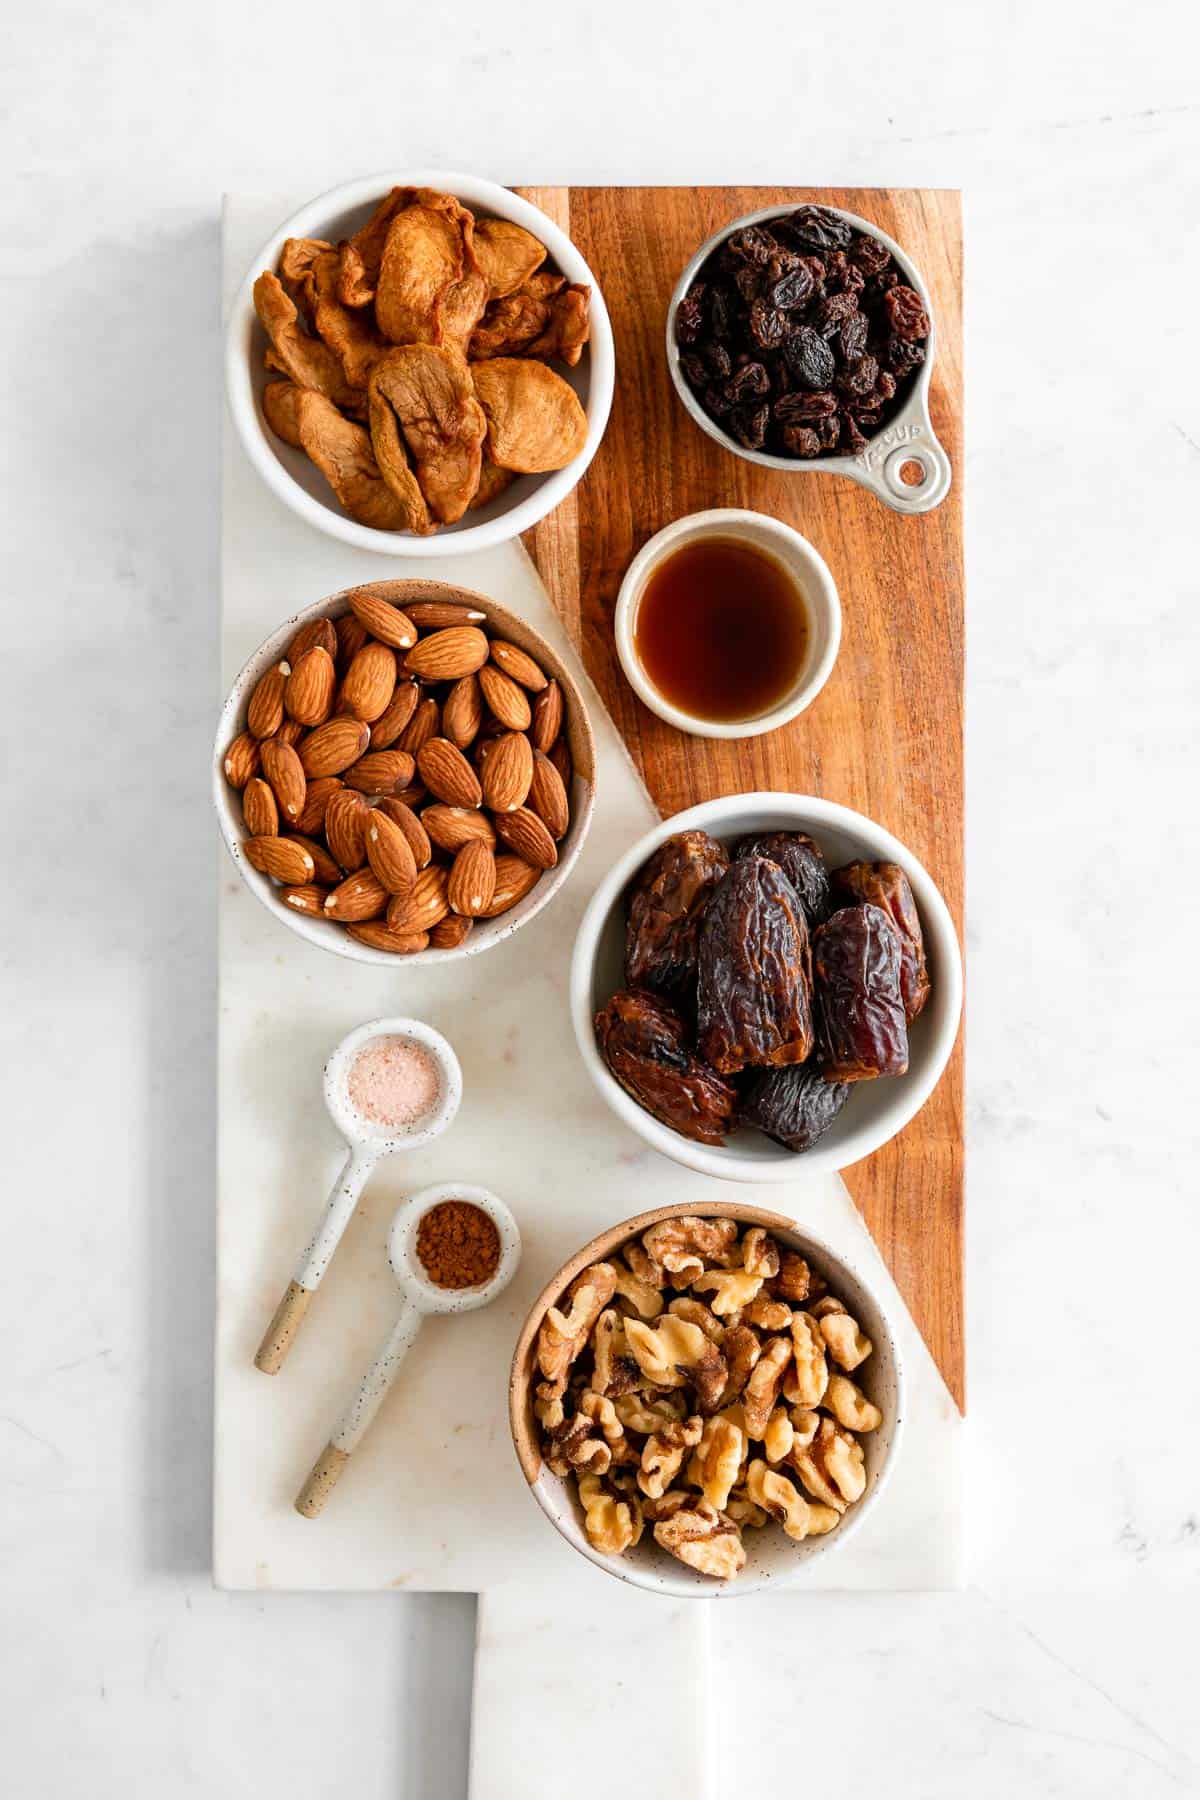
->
3;2;1198;1794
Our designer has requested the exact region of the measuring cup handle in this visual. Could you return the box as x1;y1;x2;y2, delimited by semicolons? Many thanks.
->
253;1147;376;1375
294;1298;423;1518
846;383;953;515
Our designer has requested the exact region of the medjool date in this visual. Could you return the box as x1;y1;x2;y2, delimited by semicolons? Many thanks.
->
625;830;730;1001
735;831;832;931
812;904;908;1081
832;861;930;1021
594;989;736;1146
697;858;814;1075
740;1062;852;1153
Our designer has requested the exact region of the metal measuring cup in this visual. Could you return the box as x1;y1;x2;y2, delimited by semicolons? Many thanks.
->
254;1017;462;1375
294;1183;522;1517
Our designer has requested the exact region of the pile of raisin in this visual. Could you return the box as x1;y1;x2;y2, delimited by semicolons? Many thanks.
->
674;206;929;460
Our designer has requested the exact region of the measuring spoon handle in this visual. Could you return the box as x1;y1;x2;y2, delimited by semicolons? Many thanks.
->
294;1299;422;1518
253;1147;376;1375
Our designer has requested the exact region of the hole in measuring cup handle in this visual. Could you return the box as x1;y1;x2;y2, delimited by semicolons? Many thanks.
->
851;418;951;515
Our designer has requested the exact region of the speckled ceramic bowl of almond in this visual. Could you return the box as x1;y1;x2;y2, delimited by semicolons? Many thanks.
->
213;578;595;967
509;1201;904;1598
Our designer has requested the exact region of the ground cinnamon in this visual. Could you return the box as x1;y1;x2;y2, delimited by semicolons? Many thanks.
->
416;1201;500;1290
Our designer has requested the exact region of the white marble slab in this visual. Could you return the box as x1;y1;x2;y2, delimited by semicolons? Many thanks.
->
216;195;962;1602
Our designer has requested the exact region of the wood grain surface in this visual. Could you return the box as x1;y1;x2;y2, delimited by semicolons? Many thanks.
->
520;186;964;1409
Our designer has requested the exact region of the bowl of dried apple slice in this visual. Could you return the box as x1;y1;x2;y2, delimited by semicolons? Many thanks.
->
226;171;614;554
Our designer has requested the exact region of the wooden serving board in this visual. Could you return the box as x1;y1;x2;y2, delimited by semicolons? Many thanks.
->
520;186;965;1409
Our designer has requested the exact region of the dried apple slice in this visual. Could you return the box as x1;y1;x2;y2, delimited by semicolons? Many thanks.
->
368;346;486;525
472;358;587;473
473;218;546;298
253;272;357;408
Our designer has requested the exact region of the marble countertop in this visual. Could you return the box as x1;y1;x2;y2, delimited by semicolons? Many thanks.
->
3;2;1198;1794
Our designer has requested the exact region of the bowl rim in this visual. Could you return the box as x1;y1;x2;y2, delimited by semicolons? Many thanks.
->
224;168;615;556
508;1198;906;1598
664;202;950;511
569;792;962;1179
612;507;842;739
213;579;596;967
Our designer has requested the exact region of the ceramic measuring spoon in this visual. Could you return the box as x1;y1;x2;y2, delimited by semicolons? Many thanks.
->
295;1184;522;1517
254;1018;462;1375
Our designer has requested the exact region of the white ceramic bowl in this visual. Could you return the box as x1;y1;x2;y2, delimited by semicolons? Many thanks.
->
509;1201;904;1598
570;793;961;1181
613;508;841;738
213;579;595;967
225;170;615;555
666;204;951;516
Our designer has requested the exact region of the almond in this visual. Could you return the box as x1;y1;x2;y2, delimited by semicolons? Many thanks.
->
242;777;278;838
281;883;328;917
260;738;307;822
479;663;532;732
275;718;305;747
403;625;489;681
369;679;420;749
347;588;418;650
365;810;418;896
420;804;496;853
247;660;289;739
394;780;428;810
341;641;397;722
494;806;558;870
447;840;497;917
325;788;370;870
293;775;342;836
387;865;449;933
222;730;260;790
482;731;533;813
418;738;483;809
549;736;572;790
398;696;440;754
483;854;541;917
442;673;483;749
285;645;336;726
374;798;432;869
490;640;548;692
342;749;415;796
528;750;570;839
404;600;486;629
335;611;369;668
347;922;430;955
287;616;338;663
287;834;342;887
324;869;388;922
531;679;564;754
300;716;370;778
430;913;473;949
244;835;314;885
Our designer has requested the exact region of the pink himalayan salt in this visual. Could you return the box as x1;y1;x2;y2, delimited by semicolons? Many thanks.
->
348;1035;442;1129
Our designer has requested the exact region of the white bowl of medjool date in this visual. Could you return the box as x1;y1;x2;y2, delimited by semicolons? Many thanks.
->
569;794;962;1182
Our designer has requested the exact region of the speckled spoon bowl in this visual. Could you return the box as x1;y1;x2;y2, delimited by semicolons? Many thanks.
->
254;1017;462;1375
296;1184;521;1516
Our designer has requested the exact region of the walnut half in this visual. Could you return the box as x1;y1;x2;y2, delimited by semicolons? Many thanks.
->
653;1499;746;1580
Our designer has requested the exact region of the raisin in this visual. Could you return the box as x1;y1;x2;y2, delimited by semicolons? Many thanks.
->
836;354;880;398
766;258;814;311
705;342;733;379
831;862;930;1021
697;858;814;1075
749;298;788;350
848;232;892;275
594;989;737;1146
813;292;859;339
726;361;771;401
884;284;930;340
839;412;869;454
865;270;899;305
724;226;776;267
680;351;709;388
823;254;864;297
741;1062;852;1153
781;427;821;457
734;831;833;930
784;326;836;390
774;390;837;423
625;831;731;1002
729;401;769;449
675;285;706;346
709;286;735;340
734;264;763;305
886;334;926;376
703;384;734;418
816;414;841;451
778;205;853;251
812;904;908;1081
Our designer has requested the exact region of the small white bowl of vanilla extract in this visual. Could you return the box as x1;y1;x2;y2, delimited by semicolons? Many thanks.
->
613;509;841;739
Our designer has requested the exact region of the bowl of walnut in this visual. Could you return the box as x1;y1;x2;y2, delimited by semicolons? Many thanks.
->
213;579;594;964
666;203;951;515
226;171;614;554
570;793;962;1181
510;1203;903;1594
